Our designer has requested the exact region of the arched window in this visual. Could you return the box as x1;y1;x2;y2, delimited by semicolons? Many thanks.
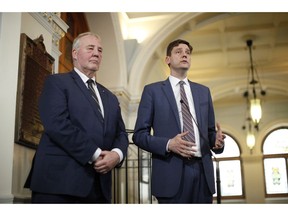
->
213;133;244;201
263;128;288;197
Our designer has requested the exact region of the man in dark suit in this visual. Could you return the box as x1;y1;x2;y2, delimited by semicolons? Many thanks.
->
133;39;225;203
25;32;129;203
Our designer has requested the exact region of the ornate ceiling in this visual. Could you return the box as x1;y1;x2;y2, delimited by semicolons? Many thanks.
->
125;12;288;106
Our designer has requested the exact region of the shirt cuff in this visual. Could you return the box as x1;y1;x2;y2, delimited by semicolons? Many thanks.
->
88;148;102;164
112;148;123;163
166;139;171;152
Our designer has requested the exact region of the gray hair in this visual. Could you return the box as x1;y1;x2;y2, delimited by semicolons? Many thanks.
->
72;32;101;50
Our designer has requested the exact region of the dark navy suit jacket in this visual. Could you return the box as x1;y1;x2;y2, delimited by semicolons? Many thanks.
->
133;78;223;198
26;70;128;200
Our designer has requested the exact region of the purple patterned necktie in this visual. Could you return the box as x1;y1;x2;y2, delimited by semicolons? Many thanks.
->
179;81;195;142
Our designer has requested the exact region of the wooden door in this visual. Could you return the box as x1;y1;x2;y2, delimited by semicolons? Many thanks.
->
58;13;89;73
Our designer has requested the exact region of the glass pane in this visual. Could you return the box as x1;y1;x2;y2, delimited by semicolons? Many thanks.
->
263;128;288;154
217;160;243;196
264;158;288;194
214;160;242;197
215;134;240;158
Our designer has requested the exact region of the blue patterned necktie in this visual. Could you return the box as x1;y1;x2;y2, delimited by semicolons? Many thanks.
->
87;79;103;118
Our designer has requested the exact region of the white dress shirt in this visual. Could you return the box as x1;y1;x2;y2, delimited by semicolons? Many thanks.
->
169;75;202;157
74;68;123;163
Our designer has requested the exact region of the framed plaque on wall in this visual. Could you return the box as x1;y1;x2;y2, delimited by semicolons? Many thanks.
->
14;33;54;149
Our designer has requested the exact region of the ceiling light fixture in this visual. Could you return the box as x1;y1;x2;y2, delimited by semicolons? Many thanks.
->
242;38;266;152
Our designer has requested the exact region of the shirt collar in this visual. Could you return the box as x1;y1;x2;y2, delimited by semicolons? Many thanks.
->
169;75;189;86
74;67;96;83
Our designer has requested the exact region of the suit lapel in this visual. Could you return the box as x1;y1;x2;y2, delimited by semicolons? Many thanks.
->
189;81;210;153
189;81;201;127
162;79;182;132
71;71;104;122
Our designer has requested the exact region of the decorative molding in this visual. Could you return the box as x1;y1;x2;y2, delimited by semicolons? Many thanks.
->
111;88;139;115
241;154;263;162
29;12;68;49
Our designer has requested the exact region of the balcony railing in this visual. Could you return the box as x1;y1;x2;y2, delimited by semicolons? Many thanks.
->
112;129;155;203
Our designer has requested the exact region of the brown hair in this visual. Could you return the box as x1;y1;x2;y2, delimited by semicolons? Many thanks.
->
166;39;193;56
